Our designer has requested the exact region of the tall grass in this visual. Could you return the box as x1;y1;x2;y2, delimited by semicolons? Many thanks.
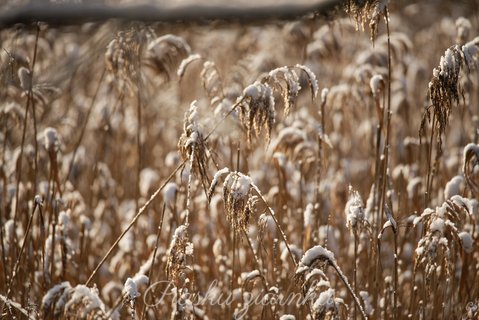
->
1;1;479;319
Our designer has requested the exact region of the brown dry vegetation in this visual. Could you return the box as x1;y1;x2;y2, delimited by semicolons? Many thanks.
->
1;1;479;319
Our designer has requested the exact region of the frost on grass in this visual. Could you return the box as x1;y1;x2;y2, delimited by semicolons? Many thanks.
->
369;74;384;98
444;175;464;199
345;185;366;231
311;288;338;319
177;53;202;79
295;64;319;100
44;127;59;153
241;269;261;283
42;281;72;314
463;143;479;193
207;167;230;203
42;282;114;319
296;245;335;274
178;100;209;192
166;224;194;282
422;39;479;157
413;195;476;281
123;274;149;301
162;182;178;209
236;65;319;146
146;34;191;79
237;81;276;145
139;168;159;197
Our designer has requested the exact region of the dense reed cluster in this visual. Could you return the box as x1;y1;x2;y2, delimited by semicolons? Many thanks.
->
1;1;478;319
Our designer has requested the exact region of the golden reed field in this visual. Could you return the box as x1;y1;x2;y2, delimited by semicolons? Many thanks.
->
0;0;478;319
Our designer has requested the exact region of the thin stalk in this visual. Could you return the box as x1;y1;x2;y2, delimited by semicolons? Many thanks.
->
140;203;166;320
252;185;297;267
135;54;143;215
329;259;368;320
13;23;41;225
299;161;305;251
229;228;236;319
37;197;45;287
184;145;196;226
354;231;358;320
64;69;106;190
50;201;59;285
0;191;8;287
393;230;398;320
242;229;264;279
13;78;30;225
424;112;435;207
85;159;186;286
373;117;383;236
5;199;38;299
78;224;86;272
379;7;393;230
30;24;40;195
317;95;327;241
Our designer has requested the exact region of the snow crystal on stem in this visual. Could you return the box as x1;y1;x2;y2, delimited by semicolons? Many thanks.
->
64;285;105;316
345;186;365;230
297;245;335;273
242;270;261;282
295;64;318;98
123;274;148;300
42;281;71;310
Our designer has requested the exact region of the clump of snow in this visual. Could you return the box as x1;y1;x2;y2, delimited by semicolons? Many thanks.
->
162;182;177;207
64;285;105;316
304;203;315;227
80;215;92;230
185;242;194;255
243;81;266;100
345;185;365;230
148;34;191;57
407;177;423;199
462;37;479;69
429;217;445;234
297;245;335;274
42;281;72;310
321;88;329;104
123;274;149;300
444;175;464;199
139;168;159;197
58;210;70;230
463;143;479;167
370;74;384;98
459;231;474;253
360;291;374;316
44;127;59;152
242;269;261;282
225;171;253;198
208;167;230;201
177;53;201;78
312;288;335;314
